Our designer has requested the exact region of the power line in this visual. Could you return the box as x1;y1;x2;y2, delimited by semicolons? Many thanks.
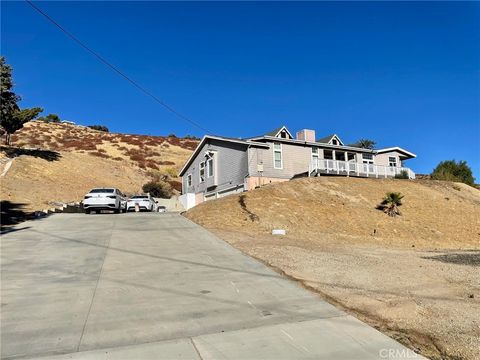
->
25;0;210;134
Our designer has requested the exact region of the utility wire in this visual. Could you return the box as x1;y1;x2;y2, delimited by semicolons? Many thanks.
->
25;0;211;134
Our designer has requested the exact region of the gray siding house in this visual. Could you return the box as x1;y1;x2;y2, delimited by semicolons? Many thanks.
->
179;126;416;209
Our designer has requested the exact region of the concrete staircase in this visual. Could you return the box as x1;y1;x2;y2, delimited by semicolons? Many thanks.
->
42;202;84;215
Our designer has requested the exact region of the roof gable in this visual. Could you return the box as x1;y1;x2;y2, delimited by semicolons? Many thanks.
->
376;147;416;159
265;126;293;139
316;134;344;146
178;135;269;176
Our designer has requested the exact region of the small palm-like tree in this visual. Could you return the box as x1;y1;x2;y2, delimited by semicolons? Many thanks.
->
377;192;404;217
351;139;376;149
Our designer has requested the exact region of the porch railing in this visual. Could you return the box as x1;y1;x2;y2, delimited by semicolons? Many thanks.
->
309;159;415;179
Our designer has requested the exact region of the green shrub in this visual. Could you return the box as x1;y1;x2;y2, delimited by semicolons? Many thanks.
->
163;167;178;178
431;160;475;186
146;170;163;182
142;180;173;198
88;125;109;132
184;134;201;140
394;170;409;179
37;114;61;123
146;167;178;181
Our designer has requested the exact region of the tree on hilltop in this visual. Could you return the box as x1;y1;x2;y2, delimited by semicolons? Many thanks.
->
37;114;61;123
431;160;475;186
0;56;42;145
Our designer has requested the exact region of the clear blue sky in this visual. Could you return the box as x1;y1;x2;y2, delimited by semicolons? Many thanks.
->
2;1;479;178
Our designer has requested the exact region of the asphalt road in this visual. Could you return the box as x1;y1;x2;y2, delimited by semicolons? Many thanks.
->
1;213;422;359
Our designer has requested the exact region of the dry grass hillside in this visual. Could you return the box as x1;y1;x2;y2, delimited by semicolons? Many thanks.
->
1;151;149;212
187;177;480;249
12;121;198;170
186;177;480;360
1;121;198;212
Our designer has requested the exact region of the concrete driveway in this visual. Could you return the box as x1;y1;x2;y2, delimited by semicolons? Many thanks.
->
1;213;421;359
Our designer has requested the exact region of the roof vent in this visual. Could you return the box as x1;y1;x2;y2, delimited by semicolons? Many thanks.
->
296;129;315;142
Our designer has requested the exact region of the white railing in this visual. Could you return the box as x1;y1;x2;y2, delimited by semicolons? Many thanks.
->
309;159;415;179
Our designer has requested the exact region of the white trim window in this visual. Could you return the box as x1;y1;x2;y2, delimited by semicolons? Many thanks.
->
273;142;283;169
311;147;319;164
187;174;192;187
199;162;205;182
207;157;214;177
362;153;374;164
388;156;397;167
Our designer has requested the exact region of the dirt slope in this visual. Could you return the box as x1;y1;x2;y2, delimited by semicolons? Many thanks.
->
185;177;480;359
186;177;480;249
1;121;198;212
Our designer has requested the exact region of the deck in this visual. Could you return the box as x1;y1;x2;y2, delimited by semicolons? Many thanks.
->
309;159;415;179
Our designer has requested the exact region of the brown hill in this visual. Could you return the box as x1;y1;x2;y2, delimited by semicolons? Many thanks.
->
186;176;480;249
11;121;198;170
185;177;480;360
1;121;198;212
1;151;149;212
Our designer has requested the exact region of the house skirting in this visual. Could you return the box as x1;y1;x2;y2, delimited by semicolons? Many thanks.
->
245;176;289;191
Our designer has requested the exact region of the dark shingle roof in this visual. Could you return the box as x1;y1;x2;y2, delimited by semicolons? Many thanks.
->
265;127;284;137
316;134;336;143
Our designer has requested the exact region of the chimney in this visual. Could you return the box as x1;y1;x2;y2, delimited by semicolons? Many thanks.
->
296;129;316;142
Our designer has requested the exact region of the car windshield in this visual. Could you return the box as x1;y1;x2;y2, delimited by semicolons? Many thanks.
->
89;189;114;193
130;196;148;199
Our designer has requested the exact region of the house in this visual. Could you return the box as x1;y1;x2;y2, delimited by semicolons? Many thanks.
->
178;126;416;209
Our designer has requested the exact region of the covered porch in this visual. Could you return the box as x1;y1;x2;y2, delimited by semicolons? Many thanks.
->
309;159;415;179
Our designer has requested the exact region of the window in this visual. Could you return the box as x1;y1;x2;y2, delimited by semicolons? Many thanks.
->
332;139;338;145
207;157;214;177
324;150;333;160
336;152;346;161
311;147;319;163
362;153;374;164
90;188;114;193
389;156;397;167
199;162;205;182
187;174;192;187
273;142;282;169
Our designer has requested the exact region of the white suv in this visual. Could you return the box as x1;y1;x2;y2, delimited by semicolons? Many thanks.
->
83;188;127;214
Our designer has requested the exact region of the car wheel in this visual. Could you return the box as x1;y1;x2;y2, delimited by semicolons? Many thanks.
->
85;209;90;214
